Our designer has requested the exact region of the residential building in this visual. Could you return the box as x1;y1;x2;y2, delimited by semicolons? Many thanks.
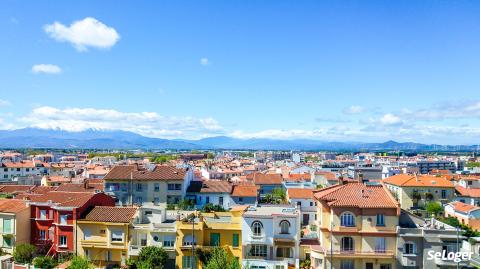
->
27;191;115;256
231;185;258;205
454;186;480;206
287;188;316;226
128;205;177;269
397;210;470;268
0;199;30;253
241;205;301;269
445;201;480;230
104;165;194;206
77;206;138;268
252;173;283;197
416;161;456;174
311;182;400;269
347;166;382;182
0;161;49;181
186;180;234;209
176;208;243;269
383;174;455;210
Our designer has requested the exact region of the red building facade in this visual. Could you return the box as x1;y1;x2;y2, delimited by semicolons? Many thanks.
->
27;191;115;256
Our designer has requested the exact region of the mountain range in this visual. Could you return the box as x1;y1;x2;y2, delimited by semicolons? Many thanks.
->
0;128;477;151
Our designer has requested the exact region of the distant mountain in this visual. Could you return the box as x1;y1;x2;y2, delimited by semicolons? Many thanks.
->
0;128;478;151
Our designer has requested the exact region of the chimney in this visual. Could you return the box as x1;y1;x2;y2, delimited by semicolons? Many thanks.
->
84;180;89;190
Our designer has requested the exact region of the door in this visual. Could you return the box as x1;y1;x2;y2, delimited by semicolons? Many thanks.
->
210;233;220;246
366;263;373;269
303;214;310;225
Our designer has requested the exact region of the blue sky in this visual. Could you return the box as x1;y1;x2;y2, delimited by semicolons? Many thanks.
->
1;0;480;144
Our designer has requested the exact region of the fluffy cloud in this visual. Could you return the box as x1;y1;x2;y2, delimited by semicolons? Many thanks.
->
32;64;62;74
343;105;365;114
22;106;223;139
379;113;403;125
0;99;10;107
44;17;120;51
200;58;210;66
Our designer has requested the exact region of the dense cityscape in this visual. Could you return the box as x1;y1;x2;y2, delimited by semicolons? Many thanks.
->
0;149;479;268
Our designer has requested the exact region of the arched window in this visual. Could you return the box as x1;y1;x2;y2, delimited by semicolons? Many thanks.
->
403;242;416;255
279;220;290;234
340;212;355;227
341;237;354;252
252;221;263;236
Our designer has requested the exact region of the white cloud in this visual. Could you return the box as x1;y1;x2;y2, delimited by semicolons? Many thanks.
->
0;99;10;107
200;58;210;66
32;64;62;74
343;105;365;114
21;106;223;139
44;17;120;51
379;113;402;125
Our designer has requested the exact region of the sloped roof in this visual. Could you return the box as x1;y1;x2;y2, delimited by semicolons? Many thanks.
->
104;165;186;181
287;188;314;199
0;199;28;213
314;182;399;209
449;201;480;214
456;186;480;198
231;185;259;197
187;180;232;193
82;206;137;223
383;174;454;188
253;173;283;185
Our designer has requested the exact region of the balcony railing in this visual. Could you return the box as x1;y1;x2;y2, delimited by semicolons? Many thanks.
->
325;250;394;257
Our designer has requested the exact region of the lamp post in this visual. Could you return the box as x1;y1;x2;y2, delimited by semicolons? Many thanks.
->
192;210;197;269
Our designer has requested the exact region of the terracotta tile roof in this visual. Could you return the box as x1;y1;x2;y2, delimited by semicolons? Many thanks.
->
455;186;480;198
231;185;259;197
45;176;72;183
55;183;98;193
0;199;28;213
31;186;58;194
86;179;105;184
286;173;311;182
287;188;314;199
314;171;337;181
27;191;97;207
104;165;186;181
314;182;399;209
383;174;454;188
0;185;34;194
187;180;232;193
81;206;137;223
449;201;480;214
253;173;283;185
2;161;36;168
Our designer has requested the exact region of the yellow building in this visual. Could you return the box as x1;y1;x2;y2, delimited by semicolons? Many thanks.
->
176;208;244;269
311;183;400;269
0;199;30;253
76;206;138;268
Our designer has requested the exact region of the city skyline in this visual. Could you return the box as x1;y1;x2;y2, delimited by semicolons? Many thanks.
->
2;1;480;144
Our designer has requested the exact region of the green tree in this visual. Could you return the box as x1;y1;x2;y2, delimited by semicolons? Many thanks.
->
138;246;169;269
426;202;443;217
67;255;93;269
33;256;58;269
272;188;286;203
13;244;36;264
204;247;240;269
202;203;226;213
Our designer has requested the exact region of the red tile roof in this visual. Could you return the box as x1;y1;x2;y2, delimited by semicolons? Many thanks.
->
27;191;97;207
81;206;137;223
253;173;283;185
0;185;34;194
187;180;232;193
287;188;314;199
314;182;399;209
104;165;186;181
449;201;480;214
231;185;259;197
456;186;480;198
0;199;28;213
383;174;454;188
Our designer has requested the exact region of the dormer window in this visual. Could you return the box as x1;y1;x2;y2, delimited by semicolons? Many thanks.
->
340;212;355;227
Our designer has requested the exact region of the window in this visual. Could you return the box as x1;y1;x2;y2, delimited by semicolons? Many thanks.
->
3;237;12;248
276;247;292;258
210;233;220;246
85;249;91;260
120;183;128;192
380;265;391;269
136;183;143;192
280;220;290;234
182;256;193;269
403;242;416;255
206;196;210;203
175;184;182;190
100;229;106;234
140;233;147;246
106;251;112;261
39;230;46;240
310;202;314;206
59;235;67;247
297;201;302;206
183;235;196;246
135;196;143;205
252;221;263;236
376;214;385;226
40;209;47;219
233;233;239;247
154;183;160;192
163;235;175;247
375;237;386;253
340;260;354;269
442;190;447;199
468;181;473;186
111;230;124;242
154;197;160;205
249;244;267;257
239;197;244;202
60;214;68;225
83;228;91;240
340;212;355;227
3;219;12;234
341;237;354;252
442;244;458;254
168;184;175;190
219;196;224;206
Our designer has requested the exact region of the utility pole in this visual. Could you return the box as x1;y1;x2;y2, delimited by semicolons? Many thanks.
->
192;211;196;269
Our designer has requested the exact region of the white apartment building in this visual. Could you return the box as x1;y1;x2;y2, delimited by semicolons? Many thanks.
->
242;205;301;269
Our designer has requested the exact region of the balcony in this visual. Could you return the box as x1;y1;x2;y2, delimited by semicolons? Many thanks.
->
325;250;395;258
80;239;108;248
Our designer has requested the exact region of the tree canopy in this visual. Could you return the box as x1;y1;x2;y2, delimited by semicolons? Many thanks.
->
13;244;36;264
138;246;169;269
